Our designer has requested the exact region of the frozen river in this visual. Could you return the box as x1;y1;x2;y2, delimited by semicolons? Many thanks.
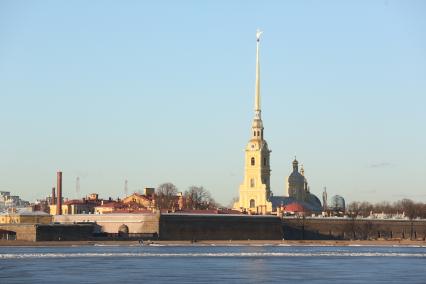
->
1;244;425;283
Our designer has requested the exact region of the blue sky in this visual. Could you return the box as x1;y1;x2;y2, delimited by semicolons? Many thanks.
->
1;1;425;205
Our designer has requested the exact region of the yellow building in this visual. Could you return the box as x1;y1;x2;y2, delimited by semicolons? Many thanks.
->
49;201;95;215
49;204;58;215
0;212;52;224
94;202;117;214
122;192;154;208
235;30;272;214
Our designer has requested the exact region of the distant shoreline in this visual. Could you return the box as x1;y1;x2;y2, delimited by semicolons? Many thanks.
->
0;239;425;247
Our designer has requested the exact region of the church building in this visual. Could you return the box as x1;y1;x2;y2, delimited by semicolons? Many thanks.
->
234;30;272;214
287;158;309;201
234;31;322;214
281;158;322;212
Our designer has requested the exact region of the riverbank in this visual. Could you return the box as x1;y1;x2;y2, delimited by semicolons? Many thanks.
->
0;239;425;247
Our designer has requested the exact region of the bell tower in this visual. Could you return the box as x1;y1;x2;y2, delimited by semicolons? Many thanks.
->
235;30;272;214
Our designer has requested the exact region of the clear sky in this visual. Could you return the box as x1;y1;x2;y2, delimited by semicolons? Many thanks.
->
1;0;425;205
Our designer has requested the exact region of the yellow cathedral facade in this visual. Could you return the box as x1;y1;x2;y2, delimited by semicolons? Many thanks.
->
234;30;273;214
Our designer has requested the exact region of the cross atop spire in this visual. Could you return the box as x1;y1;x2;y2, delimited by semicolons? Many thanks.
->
256;29;263;42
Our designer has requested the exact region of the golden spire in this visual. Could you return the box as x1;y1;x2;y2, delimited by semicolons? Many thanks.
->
254;29;263;119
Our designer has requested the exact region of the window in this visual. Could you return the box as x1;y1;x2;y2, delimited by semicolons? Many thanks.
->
250;199;255;208
264;157;267;166
253;131;256;136
250;178;255;187
257;131;260;136
251;157;255;166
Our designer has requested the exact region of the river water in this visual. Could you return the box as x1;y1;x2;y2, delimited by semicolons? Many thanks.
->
0;244;425;283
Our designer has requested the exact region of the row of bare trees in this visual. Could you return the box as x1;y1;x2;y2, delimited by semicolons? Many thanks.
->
347;199;426;219
155;182;218;210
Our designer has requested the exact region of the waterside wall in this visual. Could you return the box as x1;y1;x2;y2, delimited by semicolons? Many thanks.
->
159;214;283;240
2;215;426;242
283;218;426;240
0;224;95;241
53;213;160;235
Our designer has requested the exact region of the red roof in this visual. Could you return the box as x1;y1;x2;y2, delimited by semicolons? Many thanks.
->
98;202;118;208
283;202;306;212
107;209;152;214
172;209;243;215
125;193;153;201
63;199;86;205
63;199;101;206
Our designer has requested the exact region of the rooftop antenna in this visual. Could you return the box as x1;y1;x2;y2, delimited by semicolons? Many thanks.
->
76;176;80;195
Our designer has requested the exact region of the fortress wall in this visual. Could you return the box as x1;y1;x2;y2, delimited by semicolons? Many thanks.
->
283;218;426;240
53;213;160;234
35;224;95;241
0;224;37;241
0;224;95;241
159;214;282;240
3;216;425;242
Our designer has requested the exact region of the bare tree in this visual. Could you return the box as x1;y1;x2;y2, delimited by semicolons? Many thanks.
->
156;182;178;210
344;199;426;240
398;199;417;240
346;202;361;239
348;199;426;219
374;201;393;214
184;186;216;210
347;202;361;217
400;199;417;220
358;201;374;217
419;203;426;219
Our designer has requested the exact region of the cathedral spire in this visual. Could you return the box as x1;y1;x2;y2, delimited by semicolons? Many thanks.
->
254;29;263;119
236;29;272;214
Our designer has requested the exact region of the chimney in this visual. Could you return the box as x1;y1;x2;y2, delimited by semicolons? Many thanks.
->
56;171;63;215
51;187;56;205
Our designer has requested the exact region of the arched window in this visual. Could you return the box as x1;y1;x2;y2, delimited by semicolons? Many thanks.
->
250;199;255;208
118;224;129;237
263;157;267;166
250;178;255;187
257;131;260;136
253;131;256;136
251;157;255;166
